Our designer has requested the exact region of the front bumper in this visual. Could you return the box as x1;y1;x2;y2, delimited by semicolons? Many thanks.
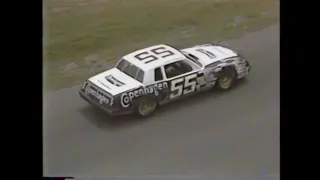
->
246;61;251;72
79;90;132;116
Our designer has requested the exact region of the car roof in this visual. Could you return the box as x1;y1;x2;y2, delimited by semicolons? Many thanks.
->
122;44;186;71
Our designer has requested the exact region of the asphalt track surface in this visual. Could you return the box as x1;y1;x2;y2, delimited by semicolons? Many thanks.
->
43;24;279;180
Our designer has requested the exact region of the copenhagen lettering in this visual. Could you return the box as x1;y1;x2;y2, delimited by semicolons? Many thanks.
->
85;86;113;105
121;82;168;108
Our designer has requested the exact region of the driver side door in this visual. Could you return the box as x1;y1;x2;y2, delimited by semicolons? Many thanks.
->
163;60;200;101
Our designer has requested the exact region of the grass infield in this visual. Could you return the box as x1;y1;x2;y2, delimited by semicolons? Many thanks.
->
43;0;278;90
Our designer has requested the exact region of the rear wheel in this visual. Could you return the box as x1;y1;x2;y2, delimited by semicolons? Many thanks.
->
217;66;236;90
135;98;157;118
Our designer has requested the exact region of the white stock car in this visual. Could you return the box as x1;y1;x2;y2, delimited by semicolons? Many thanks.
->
79;44;251;117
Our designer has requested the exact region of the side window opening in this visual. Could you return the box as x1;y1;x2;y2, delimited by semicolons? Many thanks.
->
154;67;163;81
164;60;193;79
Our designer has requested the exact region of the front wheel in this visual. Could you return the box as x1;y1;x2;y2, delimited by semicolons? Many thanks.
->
135;97;158;118
216;66;236;90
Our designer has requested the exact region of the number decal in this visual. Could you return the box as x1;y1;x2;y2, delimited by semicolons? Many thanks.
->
151;47;175;58
170;78;184;99
183;74;197;94
134;46;175;63
169;74;197;99
196;49;216;59
134;52;158;63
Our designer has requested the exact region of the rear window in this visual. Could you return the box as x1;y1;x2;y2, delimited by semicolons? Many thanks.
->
116;59;144;83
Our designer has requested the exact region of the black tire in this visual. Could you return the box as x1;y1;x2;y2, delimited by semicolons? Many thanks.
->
216;66;237;90
134;97;158;118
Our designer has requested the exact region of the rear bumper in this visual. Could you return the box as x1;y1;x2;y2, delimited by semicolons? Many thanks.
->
79;90;132;116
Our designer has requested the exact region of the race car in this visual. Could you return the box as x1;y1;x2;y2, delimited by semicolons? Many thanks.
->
79;44;251;117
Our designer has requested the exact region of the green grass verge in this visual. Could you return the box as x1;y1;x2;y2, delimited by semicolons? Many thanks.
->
43;0;279;91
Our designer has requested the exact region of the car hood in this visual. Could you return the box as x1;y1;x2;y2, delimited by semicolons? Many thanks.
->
88;68;142;96
182;44;238;66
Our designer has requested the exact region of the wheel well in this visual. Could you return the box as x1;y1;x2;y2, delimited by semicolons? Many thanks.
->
215;65;237;80
220;65;237;74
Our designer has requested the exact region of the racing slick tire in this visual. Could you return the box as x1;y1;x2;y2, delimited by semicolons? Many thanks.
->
216;66;237;90
135;97;158;118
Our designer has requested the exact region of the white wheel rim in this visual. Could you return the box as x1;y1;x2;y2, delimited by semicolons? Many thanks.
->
219;75;233;89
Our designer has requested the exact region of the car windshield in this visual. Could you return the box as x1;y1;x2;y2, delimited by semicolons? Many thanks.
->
115;59;144;83
181;51;202;67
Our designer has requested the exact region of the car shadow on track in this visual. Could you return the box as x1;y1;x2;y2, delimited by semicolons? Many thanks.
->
78;106;145;130
79;79;249;130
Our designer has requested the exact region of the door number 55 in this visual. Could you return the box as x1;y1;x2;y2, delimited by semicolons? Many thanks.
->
170;74;197;99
